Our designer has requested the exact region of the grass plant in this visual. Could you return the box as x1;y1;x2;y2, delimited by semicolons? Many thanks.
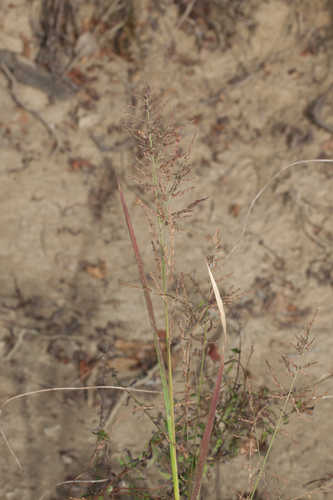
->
118;86;207;498
112;88;324;499
0;87;331;500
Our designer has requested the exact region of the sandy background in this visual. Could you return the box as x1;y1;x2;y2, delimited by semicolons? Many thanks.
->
0;1;332;499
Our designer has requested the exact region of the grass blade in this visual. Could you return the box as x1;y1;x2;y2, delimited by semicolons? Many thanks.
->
190;262;228;500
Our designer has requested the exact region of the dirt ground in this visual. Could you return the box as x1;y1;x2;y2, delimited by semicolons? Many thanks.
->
0;1;333;499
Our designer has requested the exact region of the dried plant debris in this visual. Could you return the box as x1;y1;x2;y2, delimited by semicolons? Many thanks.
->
0;49;77;99
174;0;258;51
85;0;137;61
306;257;333;287
35;0;79;74
306;83;333;135
88;157;118;220
32;0;138;79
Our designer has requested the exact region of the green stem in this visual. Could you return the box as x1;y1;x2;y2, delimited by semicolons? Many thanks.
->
146;102;180;499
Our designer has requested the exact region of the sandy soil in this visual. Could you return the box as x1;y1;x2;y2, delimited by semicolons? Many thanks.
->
0;1;333;499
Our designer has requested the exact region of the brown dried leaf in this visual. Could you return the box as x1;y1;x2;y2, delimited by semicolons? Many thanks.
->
81;259;107;279
69;157;94;171
229;203;241;217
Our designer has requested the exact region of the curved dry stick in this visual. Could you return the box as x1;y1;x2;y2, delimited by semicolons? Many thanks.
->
227;158;333;261
0;384;160;470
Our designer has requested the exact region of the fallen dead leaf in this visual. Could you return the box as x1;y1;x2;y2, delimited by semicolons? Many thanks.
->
20;34;31;58
69;157;95;171
229;203;241;217
82;259;107;279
